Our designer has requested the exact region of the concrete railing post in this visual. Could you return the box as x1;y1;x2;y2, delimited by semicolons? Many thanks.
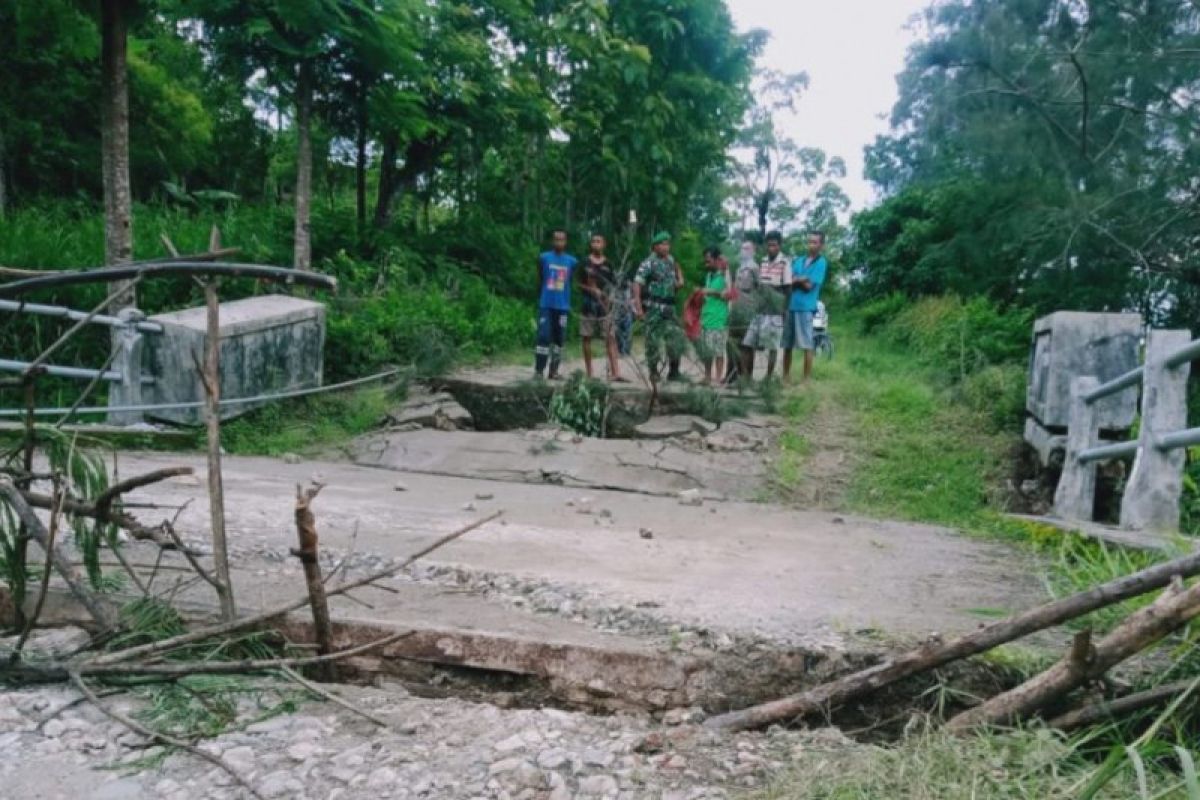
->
106;308;146;426
1054;376;1100;522
1119;329;1193;534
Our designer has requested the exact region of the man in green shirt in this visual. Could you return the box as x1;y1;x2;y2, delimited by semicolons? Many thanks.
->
699;246;732;385
633;231;685;382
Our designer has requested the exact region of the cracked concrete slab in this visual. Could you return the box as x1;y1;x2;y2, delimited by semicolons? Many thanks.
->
107;451;1045;645
338;427;768;499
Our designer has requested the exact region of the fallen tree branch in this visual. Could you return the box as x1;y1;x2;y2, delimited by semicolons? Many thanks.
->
704;548;1200;732
20;487;192;550
87;511;502;668
93;467;194;516
67;671;264;800
279;665;390;728
1049;677;1200;732
8;631;415;682
0;477;118;631
947;579;1200;730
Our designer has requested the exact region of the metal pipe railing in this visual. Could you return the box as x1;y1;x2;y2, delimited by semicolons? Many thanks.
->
1077;440;1142;464
0;299;163;333
1166;338;1200;370
1158;427;1200;453
1084;366;1144;404
0;358;121;383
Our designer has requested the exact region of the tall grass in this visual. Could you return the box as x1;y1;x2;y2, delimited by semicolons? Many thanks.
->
752;720;1200;799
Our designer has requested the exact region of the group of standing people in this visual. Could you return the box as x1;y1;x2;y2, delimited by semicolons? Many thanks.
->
533;228;827;385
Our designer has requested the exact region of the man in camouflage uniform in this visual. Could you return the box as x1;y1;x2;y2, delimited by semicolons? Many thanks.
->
633;231;686;382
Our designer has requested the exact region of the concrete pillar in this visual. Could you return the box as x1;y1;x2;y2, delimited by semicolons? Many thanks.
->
106;308;145;426
1054;376;1100;522
1120;329;1193;534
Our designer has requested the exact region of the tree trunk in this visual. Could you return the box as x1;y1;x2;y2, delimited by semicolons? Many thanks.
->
101;0;135;304
355;79;369;234
374;132;397;228
293;58;314;272
0;126;7;217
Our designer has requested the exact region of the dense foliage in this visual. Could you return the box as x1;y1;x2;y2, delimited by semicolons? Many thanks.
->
850;0;1200;327
0;0;762;251
0;0;770;383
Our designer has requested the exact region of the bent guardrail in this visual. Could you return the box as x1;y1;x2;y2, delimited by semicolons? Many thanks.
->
1055;329;1198;535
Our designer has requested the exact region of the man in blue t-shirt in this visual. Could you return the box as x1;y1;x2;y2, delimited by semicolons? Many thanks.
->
535;228;578;379
782;231;828;382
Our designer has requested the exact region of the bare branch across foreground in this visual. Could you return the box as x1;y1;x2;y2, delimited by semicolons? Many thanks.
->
68;671;265;800
85;511;503;668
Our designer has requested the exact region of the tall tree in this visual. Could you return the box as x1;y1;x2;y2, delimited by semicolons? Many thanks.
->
192;0;382;270
100;0;135;304
855;0;1200;324
727;70;849;240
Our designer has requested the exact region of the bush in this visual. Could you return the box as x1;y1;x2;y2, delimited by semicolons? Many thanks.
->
857;292;909;334
864;295;1031;382
548;372;608;437
958;363;1028;430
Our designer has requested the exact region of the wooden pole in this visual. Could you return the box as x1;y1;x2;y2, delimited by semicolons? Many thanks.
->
704;547;1200;732
202;278;235;620
1048;677;1200;732
293;484;335;681
947;580;1200;730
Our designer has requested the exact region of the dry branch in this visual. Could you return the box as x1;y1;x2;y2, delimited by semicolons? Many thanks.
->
86;512;502;668
67;672;265;800
0;477;118;631
280;665;390;728
1049;678;1200;731
10;479;66;660
947;580;1200;730
704;548;1200;732
93;467;194;514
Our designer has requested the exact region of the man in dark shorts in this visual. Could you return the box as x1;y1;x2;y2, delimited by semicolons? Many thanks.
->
534;228;577;380
580;233;624;382
633;231;686;382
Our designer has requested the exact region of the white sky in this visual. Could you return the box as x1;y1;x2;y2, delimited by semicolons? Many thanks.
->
726;0;929;210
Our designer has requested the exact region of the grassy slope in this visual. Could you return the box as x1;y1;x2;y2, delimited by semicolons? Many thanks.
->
773;320;1013;529
757;318;1199;799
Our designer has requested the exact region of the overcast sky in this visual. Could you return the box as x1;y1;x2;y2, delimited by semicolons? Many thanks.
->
726;0;930;210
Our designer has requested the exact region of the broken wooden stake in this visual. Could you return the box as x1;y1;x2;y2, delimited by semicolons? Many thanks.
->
293;483;335;681
85;511;502;668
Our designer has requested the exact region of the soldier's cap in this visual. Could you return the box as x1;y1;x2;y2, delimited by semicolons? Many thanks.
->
651;231;672;245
